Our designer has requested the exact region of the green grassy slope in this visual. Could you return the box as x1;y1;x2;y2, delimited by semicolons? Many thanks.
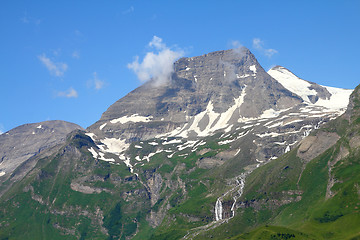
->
0;131;146;240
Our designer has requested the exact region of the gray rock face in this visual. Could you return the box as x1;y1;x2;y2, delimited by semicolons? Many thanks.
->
88;48;302;142
0;120;83;182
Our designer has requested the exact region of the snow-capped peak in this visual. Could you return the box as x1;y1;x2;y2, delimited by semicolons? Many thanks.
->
268;66;353;112
268;66;317;104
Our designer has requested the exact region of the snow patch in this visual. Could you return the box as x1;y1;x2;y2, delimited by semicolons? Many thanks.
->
249;65;257;74
285;145;291;153
99;123;107;130
110;114;153;124
283;119;303;126
316;86;353;111
85;132;96;141
257;132;281;138
236;74;250;79
266;121;283;128
167;153;175;158
260;108;290;119
177;140;197;151
123;159;133;172
99;138;129;154
163;139;182;145
88;147;98;159
98;152;115;162
218;139;235;145
178;153;188;157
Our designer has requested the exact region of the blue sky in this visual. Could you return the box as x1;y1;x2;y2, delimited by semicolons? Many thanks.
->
1;0;360;133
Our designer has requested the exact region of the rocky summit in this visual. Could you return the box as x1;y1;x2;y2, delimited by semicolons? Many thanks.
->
86;47;352;175
0;47;358;240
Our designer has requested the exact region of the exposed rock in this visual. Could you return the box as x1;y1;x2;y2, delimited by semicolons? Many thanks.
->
70;182;110;194
147;172;163;206
197;158;224;169
350;135;360;149
0;120;83;182
297;131;340;162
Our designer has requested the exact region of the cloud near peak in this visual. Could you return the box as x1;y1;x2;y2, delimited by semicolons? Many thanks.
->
127;36;184;85
252;38;278;58
38;54;68;77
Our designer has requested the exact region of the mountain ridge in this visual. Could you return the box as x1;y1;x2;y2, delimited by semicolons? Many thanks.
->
0;47;358;240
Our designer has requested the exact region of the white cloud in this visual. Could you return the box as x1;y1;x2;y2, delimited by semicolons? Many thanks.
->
252;38;278;58
230;40;246;55
231;40;242;49
148;36;166;49
264;48;278;58
72;50;80;59
52;48;61;56
252;38;263;49
87;72;105;90
122;6;134;14
20;12;41;25
57;87;78;98
127;36;184;85
38;54;68;77
0;123;4;135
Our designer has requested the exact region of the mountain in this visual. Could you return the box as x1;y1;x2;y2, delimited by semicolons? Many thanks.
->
0;47;357;240
0;120;83;196
88;48;302;141
84;48;351;178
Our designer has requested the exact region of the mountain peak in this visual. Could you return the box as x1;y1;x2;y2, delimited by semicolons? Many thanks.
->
0;120;83;194
88;48;303;143
268;66;352;108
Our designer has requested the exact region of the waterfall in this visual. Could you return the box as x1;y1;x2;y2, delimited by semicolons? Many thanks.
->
214;198;223;221
214;173;247;221
230;197;237;218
